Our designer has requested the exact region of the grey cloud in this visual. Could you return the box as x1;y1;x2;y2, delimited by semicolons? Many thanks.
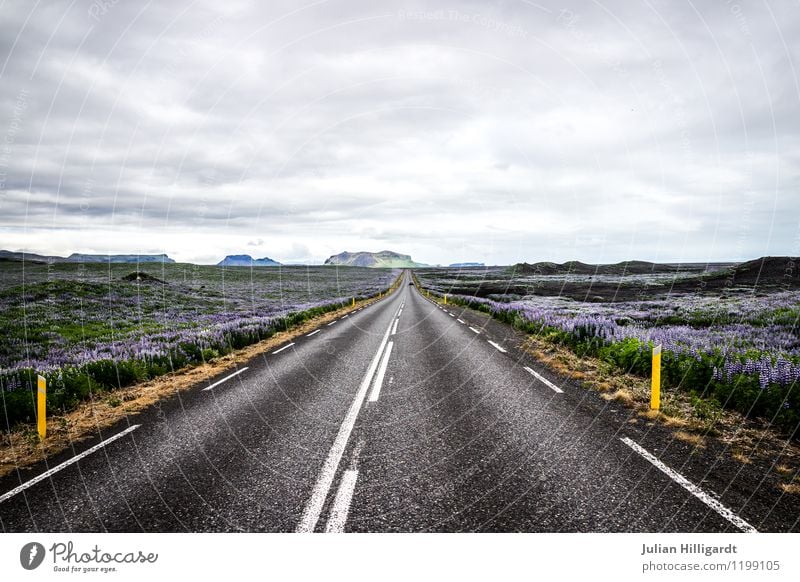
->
0;0;797;264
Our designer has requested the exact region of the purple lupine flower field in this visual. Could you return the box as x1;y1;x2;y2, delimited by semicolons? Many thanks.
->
0;261;399;426
416;260;800;431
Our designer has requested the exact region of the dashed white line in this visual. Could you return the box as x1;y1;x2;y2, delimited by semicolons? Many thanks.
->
324;470;359;533
296;315;395;532
306;329;321;337
523;366;563;393
327;320;338;326
457;319;465;324
391;319;399;336
620;437;757;533
0;425;141;504
342;314;349;319
448;313;455;318
469;327;481;334
202;367;250;391
272;343;295;354
488;340;507;353
369;341;394;402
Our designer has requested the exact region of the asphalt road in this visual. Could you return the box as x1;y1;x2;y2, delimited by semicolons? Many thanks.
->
1;270;796;532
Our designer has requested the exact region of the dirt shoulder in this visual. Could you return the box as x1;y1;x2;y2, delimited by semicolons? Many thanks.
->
0;294;388;479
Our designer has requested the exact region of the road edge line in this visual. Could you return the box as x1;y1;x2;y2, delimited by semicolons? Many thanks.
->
620;437;757;533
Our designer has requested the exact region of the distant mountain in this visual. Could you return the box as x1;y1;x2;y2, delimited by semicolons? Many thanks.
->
67;253;175;264
511;260;698;276
0;250;64;263
324;250;423;268
706;256;800;288
217;254;281;267
449;262;485;267
507;259;747;278
0;250;175;264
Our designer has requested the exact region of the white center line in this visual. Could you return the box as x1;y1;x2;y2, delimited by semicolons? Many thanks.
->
469;327;481;334
272;343;295;355
202;367;250;391
296;315;395;532
324;470;359;533
488;340;507;353
391;318;399;336
0;425;141;504
620;437;757;532
369;341;394;402
523;366;564;393
327;320;338;326
306;329;321;337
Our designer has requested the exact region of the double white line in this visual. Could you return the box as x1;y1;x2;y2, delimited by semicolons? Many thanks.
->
295;307;399;532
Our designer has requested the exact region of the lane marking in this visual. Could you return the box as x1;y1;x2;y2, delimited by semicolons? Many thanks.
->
0;425;141;504
327;320;338;326
324;470;359;533
620;437;757;533
449;313;455;318
342;314;349;319
469;327;481;334
307;329;321;337
368;341;394;402
272;343;295;355
391;319;399;336
457;319;465;324
488;340;507;353
202;367;250;391
523;366;563;393
296;314;395;532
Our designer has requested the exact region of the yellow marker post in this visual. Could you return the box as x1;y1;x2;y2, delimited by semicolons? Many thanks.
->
37;375;46;440
351;297;355;307
650;345;661;411
444;294;447;305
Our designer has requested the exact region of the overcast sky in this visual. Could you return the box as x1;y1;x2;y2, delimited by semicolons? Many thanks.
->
0;0;798;265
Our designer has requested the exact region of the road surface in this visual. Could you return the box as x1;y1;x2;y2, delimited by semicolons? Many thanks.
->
1;271;795;532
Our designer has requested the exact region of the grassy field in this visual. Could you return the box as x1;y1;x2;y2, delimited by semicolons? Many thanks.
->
416;259;800;434
0;261;400;428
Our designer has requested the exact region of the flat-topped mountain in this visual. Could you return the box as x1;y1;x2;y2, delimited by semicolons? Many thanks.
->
68;253;175;264
324;250;423;268
0;250;175;264
217;254;281;267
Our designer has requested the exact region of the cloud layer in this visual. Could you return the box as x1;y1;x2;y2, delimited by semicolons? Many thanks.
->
1;0;798;264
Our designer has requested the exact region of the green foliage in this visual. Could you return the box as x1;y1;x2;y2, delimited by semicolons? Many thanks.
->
0;299;355;430
689;391;722;421
446;297;800;434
